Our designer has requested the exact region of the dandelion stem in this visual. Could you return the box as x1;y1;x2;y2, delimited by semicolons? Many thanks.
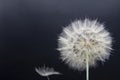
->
47;76;50;80
86;53;89;80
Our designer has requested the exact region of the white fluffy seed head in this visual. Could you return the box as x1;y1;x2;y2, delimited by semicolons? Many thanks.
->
57;19;112;71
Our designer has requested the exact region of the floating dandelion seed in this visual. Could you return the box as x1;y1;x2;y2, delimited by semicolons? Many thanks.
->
57;19;112;80
35;65;61;80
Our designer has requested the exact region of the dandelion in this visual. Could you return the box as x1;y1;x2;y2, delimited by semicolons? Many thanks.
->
57;19;112;80
35;65;61;80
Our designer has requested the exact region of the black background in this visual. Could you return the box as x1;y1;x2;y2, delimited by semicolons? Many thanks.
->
0;0;120;80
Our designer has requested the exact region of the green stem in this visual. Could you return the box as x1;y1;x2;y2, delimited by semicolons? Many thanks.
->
86;53;89;80
47;76;50;80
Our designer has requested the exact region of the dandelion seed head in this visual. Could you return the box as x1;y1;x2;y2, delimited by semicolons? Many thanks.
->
57;19;112;71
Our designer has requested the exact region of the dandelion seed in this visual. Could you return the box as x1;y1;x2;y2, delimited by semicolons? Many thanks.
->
57;18;112;80
35;65;61;80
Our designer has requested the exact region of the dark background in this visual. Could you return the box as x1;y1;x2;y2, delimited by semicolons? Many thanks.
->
0;0;120;80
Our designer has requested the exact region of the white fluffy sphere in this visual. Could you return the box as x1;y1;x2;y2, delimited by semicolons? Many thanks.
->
57;19;112;71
